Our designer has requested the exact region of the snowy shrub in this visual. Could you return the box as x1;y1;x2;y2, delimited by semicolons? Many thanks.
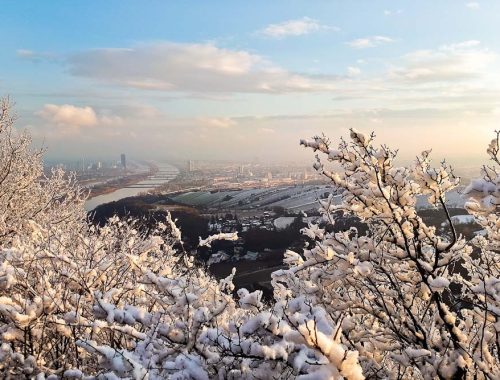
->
0;99;362;379
0;97;498;379
294;129;499;378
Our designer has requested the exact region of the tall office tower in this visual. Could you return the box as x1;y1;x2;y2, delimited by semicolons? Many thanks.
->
121;154;126;169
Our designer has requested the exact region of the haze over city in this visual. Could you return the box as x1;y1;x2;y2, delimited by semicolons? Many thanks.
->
0;1;499;165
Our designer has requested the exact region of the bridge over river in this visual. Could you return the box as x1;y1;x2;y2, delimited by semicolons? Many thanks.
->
125;168;179;188
84;163;179;211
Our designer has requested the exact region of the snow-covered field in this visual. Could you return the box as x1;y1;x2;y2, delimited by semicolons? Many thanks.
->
171;185;467;212
171;185;335;211
273;216;319;230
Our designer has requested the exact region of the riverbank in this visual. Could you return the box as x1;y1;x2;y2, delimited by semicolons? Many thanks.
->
87;163;159;199
84;163;179;211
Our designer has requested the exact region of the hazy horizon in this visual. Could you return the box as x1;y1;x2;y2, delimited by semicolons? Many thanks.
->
2;1;500;167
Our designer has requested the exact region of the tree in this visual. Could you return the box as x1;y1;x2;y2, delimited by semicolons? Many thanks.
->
1;97;499;379
0;99;361;379
289;129;499;378
0;98;85;242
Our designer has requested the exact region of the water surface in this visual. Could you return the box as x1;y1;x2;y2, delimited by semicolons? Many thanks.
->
84;163;178;211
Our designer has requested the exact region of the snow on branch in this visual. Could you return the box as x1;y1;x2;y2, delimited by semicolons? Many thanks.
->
198;232;239;247
1;97;499;379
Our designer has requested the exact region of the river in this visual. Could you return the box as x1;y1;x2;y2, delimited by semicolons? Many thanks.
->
84;163;179;211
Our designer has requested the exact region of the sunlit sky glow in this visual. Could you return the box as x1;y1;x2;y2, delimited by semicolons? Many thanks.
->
2;0;500;165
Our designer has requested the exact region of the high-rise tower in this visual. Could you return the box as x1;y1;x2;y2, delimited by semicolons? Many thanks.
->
121;154;126;169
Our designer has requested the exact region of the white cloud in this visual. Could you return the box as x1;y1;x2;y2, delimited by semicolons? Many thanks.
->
199;117;236;129
347;35;394;49
37;104;98;127
17;49;56;62
347;66;361;77
390;40;496;83
259;127;275;133
384;9;403;16
99;115;123;126
258;17;338;39
68;42;338;93
36;104;123;137
466;2;480;9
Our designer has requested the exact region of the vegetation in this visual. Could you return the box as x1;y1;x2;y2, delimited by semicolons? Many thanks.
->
91;195;209;249
0;99;499;378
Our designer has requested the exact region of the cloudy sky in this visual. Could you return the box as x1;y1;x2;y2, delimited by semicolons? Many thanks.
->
1;0;500;165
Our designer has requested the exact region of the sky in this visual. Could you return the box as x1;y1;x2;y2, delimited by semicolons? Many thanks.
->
1;0;500;165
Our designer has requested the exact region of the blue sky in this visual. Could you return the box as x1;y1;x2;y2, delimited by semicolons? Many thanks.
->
1;1;499;164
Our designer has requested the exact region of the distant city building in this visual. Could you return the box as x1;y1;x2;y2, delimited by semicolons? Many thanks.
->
89;161;102;171
188;160;195;172
121;154;126;169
